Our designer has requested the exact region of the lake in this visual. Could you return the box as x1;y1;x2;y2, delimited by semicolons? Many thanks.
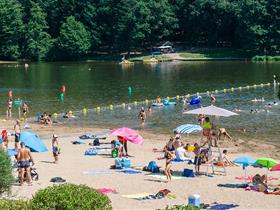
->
0;61;279;144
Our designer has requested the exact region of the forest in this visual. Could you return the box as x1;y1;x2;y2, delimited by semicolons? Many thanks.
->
0;0;279;61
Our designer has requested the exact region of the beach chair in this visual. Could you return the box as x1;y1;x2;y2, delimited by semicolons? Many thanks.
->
206;146;226;176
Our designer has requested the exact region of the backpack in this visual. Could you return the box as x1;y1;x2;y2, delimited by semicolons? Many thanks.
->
147;161;159;173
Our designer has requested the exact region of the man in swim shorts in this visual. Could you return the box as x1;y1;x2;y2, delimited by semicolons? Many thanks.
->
17;142;34;185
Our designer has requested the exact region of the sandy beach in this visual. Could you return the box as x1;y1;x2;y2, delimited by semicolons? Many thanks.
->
1;119;280;210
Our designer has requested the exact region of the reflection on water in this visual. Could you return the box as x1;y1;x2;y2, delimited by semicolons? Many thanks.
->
0;61;279;144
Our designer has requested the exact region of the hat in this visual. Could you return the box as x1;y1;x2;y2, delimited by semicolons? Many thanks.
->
53;134;58;138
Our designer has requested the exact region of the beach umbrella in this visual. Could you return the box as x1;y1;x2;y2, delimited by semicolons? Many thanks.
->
233;156;256;182
183;105;238;117
271;164;280;171
111;127;144;145
173;124;202;134
19;131;48;152
256;158;278;169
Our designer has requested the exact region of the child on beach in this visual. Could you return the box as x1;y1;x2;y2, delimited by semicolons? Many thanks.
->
1;129;8;150
52;134;60;163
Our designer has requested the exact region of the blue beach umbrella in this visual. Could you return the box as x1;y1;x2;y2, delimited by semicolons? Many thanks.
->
19;131;48;152
174;124;202;134
233;156;256;182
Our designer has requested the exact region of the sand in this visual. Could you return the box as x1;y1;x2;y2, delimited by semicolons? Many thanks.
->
1;119;280;210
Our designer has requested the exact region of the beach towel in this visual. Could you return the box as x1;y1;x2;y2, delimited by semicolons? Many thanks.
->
209;203;239;209
122;189;171;200
122;193;151;199
235;176;278;181
118;169;142;174
81;170;112;175
97;188;116;194
72;140;85;144
148;173;185;180
217;183;248;188
92;147;111;151
79;134;97;139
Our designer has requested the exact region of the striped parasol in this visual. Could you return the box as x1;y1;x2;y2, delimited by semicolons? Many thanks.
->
173;124;202;134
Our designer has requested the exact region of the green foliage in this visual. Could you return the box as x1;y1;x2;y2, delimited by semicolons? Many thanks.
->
24;2;53;61
31;183;112;210
252;55;280;62
0;0;24;59
57;16;91;58
0;150;14;194
159;204;200;210
0;199;30;210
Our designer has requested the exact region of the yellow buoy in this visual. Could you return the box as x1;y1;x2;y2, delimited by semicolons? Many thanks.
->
267;82;270;86
176;95;180;100
223;89;227;93
122;103;125;107
246;85;250;90
167;96;170;101
206;91;210;95
260;83;264;87
187;94;190;98
82;108;87;114
239;87;242;91
215;90;218;94
145;99;148;104
109;105;113;110
53;113;58;118
196;92;200;96
97;107;101;112
134;101;137;106
254;84;257;89
231;87;234;92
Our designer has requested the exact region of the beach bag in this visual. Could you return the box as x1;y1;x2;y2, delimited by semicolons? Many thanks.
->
115;158;122;169
93;138;100;146
111;149;118;158
183;169;195;177
147;161;159;173
121;158;131;168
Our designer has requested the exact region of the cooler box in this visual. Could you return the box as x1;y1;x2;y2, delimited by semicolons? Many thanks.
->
183;169;195;177
115;158;122;169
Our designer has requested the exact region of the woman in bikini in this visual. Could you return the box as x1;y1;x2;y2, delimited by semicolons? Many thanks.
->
7;98;13;119
164;148;174;182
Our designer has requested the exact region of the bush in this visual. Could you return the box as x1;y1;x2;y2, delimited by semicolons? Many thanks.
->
0;149;14;194
0;199;30;210
31;183;112;210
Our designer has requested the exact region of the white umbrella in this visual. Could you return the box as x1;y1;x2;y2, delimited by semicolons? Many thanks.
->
183;105;238;117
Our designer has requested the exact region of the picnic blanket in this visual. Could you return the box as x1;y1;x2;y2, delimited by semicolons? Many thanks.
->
81;170;112;175
235;175;278;181
118;169;142;174
148;173;185;180
122;189;171;200
217;182;249;188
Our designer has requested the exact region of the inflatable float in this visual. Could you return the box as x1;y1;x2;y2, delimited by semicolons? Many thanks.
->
251;97;265;102
152;102;164;106
162;99;177;105
189;97;201;105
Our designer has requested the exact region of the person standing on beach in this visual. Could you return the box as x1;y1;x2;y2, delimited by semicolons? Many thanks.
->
138;107;146;124
118;136;128;157
14;120;21;150
52;134;60;163
22;102;29;121
1;129;8;150
17;142;34;186
7;98;13;119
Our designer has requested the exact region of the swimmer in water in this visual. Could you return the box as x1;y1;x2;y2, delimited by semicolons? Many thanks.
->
138;107;146;124
210;94;216;104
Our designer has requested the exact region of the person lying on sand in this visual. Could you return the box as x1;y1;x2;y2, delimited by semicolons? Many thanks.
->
215;150;238;167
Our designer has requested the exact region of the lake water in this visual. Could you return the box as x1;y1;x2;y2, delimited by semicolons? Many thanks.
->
0;61;279;144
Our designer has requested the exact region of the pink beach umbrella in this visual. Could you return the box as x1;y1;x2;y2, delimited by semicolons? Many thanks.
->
111;127;144;145
271;164;280;171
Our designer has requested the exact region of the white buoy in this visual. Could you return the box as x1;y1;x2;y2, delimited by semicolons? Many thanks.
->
24;63;29;68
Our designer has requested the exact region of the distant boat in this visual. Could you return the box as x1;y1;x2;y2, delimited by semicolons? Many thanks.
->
143;58;158;63
119;60;134;65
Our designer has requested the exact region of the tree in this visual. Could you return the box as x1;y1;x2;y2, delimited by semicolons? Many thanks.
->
25;2;53;61
57;16;91;57
0;150;14;194
0;0;24;59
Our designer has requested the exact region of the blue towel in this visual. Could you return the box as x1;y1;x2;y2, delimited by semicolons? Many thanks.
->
81;170;112;175
92;147;111;151
210;204;239;210
118;170;142;174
